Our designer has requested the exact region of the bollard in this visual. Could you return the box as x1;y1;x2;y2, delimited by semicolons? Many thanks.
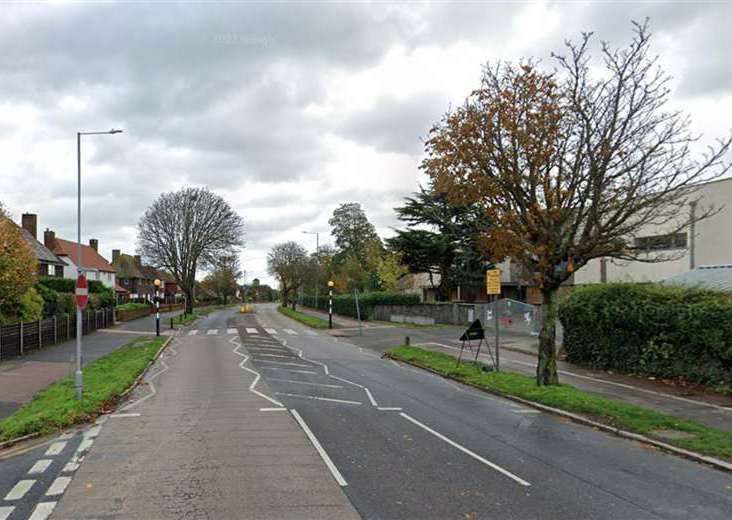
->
405;335;410;346
171;317;174;330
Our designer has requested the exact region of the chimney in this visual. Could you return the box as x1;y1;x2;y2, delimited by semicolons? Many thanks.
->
134;255;142;266
44;228;56;249
112;249;121;264
21;213;37;239
89;239;98;252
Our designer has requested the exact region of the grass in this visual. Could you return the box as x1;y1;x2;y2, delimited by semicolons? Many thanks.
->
116;302;151;311
0;336;167;442
278;305;331;329
387;345;732;460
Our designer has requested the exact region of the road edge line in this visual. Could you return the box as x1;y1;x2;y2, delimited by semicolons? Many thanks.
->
290;409;348;486
385;354;732;474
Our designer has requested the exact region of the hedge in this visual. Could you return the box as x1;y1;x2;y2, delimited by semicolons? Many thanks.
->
558;283;732;386
36;277;115;316
301;292;420;320
116;302;152;312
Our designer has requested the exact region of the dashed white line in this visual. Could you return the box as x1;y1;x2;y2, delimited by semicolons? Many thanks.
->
264;328;278;334
377;407;403;411
227;328;238;335
0;506;14;520
259;407;287;412
28;459;52;475
276;392;362;405
62;461;80;472
259;367;318;375
45;476;72;496
44;442;66;456
257;360;312;368
283;328;298;335
246;327;259;334
253;353;293;358
291;409;347;486
187;330;198;336
76;438;94;453
268;378;344;389
28;501;57;520
5;480;35;500
110;413;141;418
400;412;530;487
206;329;218;335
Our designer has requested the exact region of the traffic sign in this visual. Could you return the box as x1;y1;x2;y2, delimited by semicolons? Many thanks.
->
486;269;501;295
75;274;89;310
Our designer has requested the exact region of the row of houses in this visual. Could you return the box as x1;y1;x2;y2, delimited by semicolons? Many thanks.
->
13;213;180;302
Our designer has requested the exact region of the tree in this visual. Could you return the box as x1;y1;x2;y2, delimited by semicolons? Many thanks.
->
202;255;242;305
267;241;313;309
387;186;490;300
329;203;382;262
375;251;408;292
138;187;244;313
423;22;731;385
0;211;37;323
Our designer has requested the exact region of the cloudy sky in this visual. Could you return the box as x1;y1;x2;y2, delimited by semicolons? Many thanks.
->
2;1;730;286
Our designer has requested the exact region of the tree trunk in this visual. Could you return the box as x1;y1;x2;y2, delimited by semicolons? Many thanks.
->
184;288;194;314
536;287;559;386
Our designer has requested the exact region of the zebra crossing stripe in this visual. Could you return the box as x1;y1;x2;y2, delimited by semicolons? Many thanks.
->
207;329;218;335
0;507;14;520
283;329;297;335
264;328;277;334
227;328;238;335
245;327;258;334
188;330;198;335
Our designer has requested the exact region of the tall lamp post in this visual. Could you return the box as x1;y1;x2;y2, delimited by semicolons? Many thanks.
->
75;129;123;401
154;279;162;336
327;280;334;329
302;230;320;306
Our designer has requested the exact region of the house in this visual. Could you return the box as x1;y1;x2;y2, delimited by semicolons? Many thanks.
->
16;213;66;277
44;230;116;289
112;250;182;302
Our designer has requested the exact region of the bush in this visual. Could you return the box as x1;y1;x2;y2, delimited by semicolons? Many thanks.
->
19;288;44;322
38;277;110;295
116;302;152;312
301;292;420;320
558;283;732;386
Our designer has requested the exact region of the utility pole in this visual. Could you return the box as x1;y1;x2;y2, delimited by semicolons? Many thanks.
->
303;230;320;305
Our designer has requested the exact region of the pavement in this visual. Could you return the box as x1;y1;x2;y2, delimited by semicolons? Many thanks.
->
297;307;732;431
0;310;181;420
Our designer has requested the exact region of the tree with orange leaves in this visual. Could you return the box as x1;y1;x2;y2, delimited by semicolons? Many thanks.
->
0;203;38;323
423;22;731;385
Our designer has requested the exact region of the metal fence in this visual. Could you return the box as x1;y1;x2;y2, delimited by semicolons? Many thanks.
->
0;308;114;361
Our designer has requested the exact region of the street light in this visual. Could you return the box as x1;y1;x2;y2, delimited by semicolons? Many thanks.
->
302;230;320;306
327;280;334;329
75;129;123;401
154;278;162;337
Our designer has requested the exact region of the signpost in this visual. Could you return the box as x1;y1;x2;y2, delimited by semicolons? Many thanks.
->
75;274;88;400
486;269;501;371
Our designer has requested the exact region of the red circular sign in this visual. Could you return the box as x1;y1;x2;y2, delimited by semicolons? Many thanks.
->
75;274;89;310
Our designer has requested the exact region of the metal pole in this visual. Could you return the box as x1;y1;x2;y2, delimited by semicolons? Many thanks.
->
315;232;319;307
328;288;333;329
354;290;362;336
75;131;83;400
20;321;24;355
155;289;160;336
494;294;500;372
38;319;42;348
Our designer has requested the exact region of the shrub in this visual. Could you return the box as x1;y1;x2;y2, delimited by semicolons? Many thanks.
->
19;287;44;322
301;292;420;320
116;302;152;312
38;277;110;294
558;283;732;386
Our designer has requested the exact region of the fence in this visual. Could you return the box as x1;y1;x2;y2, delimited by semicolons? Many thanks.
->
0;308;114;361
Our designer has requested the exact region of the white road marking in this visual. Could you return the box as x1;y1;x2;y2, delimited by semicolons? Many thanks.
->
5;480;35;500
227;328;238;335
291;409;347;486
264;328;278;334
45;442;66;456
257;360;312;368
260;367;318;375
0;507;13;520
287;345;330;375
364;387;378;407
248;346;285;352
57;432;73;440
259;407;287;412
246;327;259;334
84;425;101;438
400;413;531;487
329;374;364;388
28;459;52;475
276;392;362;405
283;328;298;335
187;330;198;336
63;461;80;472
377;407;403;411
120;350;171;412
110;413;141;418
513;409;541;414
231;340;284;407
268;378;344;389
77;438;94;452
253;353;293;358
206;329;218;335
28;502;57;520
46;476;72;496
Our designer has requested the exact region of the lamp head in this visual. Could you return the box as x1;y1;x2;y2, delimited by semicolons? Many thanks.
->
327;280;334;288
154;278;161;288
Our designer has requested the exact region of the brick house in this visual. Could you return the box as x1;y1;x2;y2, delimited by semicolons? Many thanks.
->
16;213;66;277
44;230;116;289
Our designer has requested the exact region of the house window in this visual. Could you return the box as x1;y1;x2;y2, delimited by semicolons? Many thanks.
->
635;232;687;251
54;265;63;277
38;263;49;276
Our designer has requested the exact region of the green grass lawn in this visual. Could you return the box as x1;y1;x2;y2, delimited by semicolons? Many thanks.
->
0;336;167;442
278;305;331;328
387;345;732;460
116;302;152;312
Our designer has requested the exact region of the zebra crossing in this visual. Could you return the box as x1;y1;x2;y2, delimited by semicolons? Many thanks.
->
186;327;319;337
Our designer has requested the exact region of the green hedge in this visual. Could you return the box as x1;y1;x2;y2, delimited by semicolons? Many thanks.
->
301;292;420;320
558;283;732;385
36;277;115;316
116;302;152;311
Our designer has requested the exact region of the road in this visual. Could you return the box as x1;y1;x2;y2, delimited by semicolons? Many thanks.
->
0;305;729;519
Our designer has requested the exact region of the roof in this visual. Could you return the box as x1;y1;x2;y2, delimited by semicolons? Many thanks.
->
112;253;145;279
115;284;130;294
50;237;116;273
663;265;732;292
13;224;66;266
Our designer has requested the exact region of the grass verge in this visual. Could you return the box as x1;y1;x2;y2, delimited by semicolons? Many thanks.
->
0;336;167;442
278;305;331;329
387;345;732;460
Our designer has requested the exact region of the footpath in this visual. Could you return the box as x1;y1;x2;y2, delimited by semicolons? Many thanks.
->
0;310;181;420
297;306;732;431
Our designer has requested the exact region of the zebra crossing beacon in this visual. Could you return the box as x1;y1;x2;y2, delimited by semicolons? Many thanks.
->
154;278;162;337
328;280;334;329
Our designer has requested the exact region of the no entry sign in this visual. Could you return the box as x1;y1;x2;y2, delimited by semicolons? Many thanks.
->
75;274;89;310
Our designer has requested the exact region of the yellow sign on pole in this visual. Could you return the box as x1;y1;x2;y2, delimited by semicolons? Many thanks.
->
486;269;501;295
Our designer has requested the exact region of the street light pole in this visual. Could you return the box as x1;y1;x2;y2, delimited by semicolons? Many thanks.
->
303;230;320;306
75;128;122;401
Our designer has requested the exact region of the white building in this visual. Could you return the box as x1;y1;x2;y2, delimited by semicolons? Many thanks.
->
44;230;117;289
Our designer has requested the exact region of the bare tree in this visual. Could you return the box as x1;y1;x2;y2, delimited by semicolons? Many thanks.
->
202;254;243;305
267;241;313;309
423;21;731;385
138;187;244;313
